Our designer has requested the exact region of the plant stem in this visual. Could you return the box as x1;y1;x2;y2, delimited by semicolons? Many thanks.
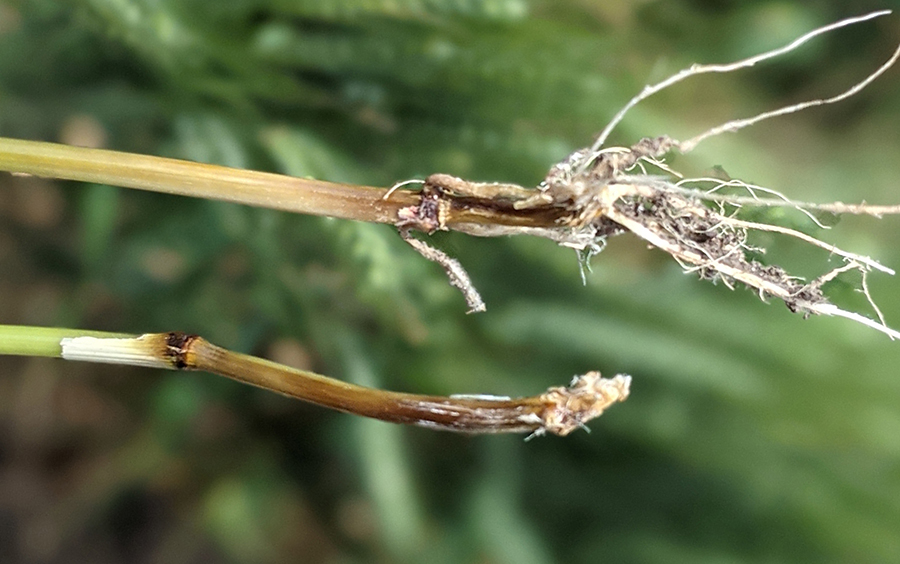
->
0;325;130;357
0;327;630;436
0;137;418;223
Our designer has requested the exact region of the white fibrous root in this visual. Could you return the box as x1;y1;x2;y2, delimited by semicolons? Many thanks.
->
395;11;900;338
544;138;900;339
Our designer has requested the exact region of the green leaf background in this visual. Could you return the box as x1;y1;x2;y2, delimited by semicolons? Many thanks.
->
1;1;899;562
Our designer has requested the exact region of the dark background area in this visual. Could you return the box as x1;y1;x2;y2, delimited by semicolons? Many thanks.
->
1;1;900;562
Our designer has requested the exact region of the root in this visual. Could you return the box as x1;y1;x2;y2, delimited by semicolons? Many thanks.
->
399;228;486;313
589;10;893;154
546;11;900;339
393;11;900;339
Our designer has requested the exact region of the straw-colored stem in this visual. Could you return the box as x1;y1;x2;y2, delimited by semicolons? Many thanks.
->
0;137;417;223
48;330;629;436
0;138;575;233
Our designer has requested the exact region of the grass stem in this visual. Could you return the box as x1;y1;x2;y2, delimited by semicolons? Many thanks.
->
0;137;417;223
0;326;630;436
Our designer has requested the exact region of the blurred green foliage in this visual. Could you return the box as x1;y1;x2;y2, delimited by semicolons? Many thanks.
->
2;1;900;562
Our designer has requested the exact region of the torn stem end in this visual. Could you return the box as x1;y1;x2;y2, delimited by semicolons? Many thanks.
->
537;373;631;437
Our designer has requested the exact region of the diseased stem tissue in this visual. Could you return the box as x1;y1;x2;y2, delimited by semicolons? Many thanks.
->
1;12;899;435
59;332;630;436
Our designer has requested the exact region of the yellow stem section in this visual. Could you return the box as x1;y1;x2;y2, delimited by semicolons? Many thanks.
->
0;137;417;223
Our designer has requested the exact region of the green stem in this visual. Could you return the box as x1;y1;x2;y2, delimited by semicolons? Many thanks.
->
0;325;130;357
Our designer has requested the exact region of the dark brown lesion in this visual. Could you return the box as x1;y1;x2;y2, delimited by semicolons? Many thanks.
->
164;331;199;369
396;179;449;233
393;173;581;312
397;173;574;232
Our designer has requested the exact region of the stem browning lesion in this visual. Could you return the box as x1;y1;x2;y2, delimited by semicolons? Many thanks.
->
56;331;630;436
1;12;899;436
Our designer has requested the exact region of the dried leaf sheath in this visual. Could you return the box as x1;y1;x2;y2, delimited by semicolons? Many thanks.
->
59;332;630;436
